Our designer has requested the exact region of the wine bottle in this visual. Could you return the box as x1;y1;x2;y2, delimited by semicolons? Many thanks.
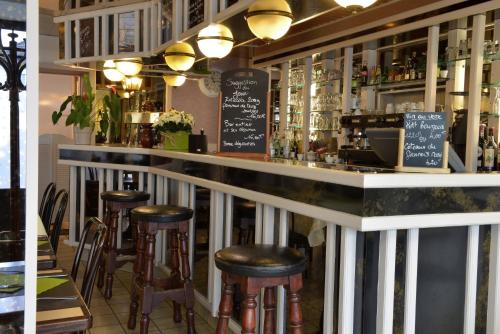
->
477;124;486;172
483;128;497;172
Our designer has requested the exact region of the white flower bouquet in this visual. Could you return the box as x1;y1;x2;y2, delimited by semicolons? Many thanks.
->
153;108;195;133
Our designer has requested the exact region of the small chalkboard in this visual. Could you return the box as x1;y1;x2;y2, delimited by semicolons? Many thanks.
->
188;0;204;29
218;68;269;157
396;112;450;173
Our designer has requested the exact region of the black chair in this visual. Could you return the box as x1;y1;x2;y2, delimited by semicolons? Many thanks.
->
39;183;56;231
47;190;68;254
71;217;107;306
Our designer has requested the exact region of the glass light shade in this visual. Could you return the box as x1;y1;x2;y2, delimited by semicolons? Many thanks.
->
122;76;143;91
115;58;143;76
334;0;377;10
196;24;234;59
163;74;187;87
164;42;196;72
245;0;293;41
103;60;125;82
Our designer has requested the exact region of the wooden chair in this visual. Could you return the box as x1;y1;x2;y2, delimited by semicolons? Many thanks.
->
47;189;68;254
71;217;107;306
39;182;56;230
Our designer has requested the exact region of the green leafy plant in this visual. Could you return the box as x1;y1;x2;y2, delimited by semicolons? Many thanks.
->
52;74;95;129
103;93;122;143
95;108;109;143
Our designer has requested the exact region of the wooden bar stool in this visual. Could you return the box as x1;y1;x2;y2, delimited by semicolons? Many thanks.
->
127;205;196;334
98;190;150;299
215;245;307;334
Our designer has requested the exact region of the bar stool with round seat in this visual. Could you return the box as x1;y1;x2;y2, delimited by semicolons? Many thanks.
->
215;244;307;334
127;205;196;334
98;190;150;299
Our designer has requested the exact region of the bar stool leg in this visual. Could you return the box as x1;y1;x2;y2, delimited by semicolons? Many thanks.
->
104;208;119;299
263;287;276;334
216;274;234;334
241;283;258;334
128;222;145;329
170;229;182;323
287;274;304;334
140;230;156;334
179;225;196;334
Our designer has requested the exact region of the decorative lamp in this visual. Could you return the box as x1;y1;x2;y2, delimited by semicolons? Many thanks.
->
196;24;234;59
115;58;143;76
245;0;293;41
163;73;187;87
164;42;196;72
122;76;143;91
334;0;377;12
103;60;125;82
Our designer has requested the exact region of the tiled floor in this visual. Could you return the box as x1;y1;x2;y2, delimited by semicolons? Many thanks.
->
56;236;221;334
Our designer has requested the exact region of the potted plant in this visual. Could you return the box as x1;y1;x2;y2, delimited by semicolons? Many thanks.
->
95;108;109;144
153;108;194;151
52;74;95;145
103;91;122;143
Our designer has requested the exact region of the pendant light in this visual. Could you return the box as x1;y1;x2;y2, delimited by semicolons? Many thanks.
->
122;76;143;91
334;0;377;12
245;0;293;42
115;57;143;76
103;60;125;82
196;24;234;59
163;73;187;87
164;42;196;72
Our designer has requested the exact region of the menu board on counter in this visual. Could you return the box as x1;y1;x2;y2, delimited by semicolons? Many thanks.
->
218;68;269;157
396;112;450;173
188;0;204;28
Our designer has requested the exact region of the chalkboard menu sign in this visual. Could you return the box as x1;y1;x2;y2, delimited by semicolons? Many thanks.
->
218;68;269;156
188;0;204;29
396;112;450;173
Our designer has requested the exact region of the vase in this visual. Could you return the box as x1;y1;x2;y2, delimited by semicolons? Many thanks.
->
162;131;190;151
140;124;154;148
74;127;92;145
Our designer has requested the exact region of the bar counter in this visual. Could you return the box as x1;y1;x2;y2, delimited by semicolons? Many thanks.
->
58;144;500;334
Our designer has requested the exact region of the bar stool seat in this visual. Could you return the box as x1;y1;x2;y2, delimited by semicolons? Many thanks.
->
131;205;193;223
215;244;307;334
127;205;196;334
101;190;150;203
98;190;150;300
215;245;307;277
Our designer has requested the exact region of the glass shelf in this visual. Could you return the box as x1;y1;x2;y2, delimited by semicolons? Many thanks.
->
483;82;500;88
311;110;340;113
449;91;489;97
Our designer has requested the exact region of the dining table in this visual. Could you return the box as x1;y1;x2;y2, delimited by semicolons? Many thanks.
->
0;217;92;333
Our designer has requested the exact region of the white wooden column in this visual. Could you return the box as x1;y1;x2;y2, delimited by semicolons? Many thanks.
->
465;14;486;172
155;176;165;264
68;166;77;244
279;61;290;137
464;225;480;334
79;167;86;237
188;183;196;272
117;170;124;248
147;173;154;205
255;203;263;244
323;224;337;334
487;224;500;334
277;209;289;334
97;168;104;219
343;47;353;116
302;56;313;153
224;194;233;247
424;25;440;112
376;230;397;334
361;41;378;112
209;190;224;316
404;229;419;334
488;11;500;140
338;227;357;334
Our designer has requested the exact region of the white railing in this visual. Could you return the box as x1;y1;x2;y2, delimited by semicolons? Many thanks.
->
62;161;500;334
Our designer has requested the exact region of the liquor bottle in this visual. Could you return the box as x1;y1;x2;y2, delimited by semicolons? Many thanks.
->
483;128;497;172
404;58;411;81
477;124;486;171
361;62;368;86
410;51;417;80
375;65;382;84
